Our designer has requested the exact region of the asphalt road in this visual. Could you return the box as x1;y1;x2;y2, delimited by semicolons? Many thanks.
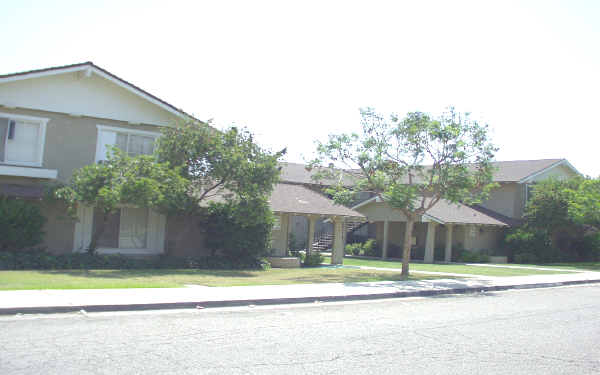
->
1;285;599;375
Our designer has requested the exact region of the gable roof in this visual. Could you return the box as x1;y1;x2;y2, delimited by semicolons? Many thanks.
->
279;162;356;186
352;196;508;226
279;159;579;185
269;183;364;218
0;62;197;122
492;159;573;182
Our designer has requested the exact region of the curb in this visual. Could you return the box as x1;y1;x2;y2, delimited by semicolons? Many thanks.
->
2;278;600;315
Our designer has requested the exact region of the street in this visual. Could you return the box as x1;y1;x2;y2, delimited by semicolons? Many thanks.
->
1;285;599;375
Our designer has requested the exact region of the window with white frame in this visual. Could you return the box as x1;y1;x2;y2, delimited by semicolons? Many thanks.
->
93;207;162;251
95;125;160;162
0;114;48;167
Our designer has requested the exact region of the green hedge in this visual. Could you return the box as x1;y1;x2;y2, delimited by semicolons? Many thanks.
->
0;196;46;251
0;249;269;271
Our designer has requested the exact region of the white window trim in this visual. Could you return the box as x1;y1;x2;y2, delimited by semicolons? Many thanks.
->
0;112;49;167
0;165;57;179
72;205;166;255
95;124;161;162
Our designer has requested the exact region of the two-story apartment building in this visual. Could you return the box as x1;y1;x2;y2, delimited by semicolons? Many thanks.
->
0;62;199;256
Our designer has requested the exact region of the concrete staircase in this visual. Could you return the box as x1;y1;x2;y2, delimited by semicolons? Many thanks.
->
311;219;367;251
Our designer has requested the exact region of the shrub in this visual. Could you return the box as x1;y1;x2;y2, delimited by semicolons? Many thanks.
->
513;253;538;264
204;199;273;260
0;197;46;251
457;250;490;263
303;252;324;267
0;249;269;271
362;239;381;257
345;243;362;256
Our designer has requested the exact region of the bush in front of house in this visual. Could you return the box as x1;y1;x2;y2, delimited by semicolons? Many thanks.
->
0;196;46;251
345;239;380;257
0;249;269;271
457;250;490;263
303;252;324;267
204;198;274;261
345;243;362;256
362;239;380;257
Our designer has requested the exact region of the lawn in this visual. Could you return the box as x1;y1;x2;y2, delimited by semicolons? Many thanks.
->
0;267;440;290
323;257;573;277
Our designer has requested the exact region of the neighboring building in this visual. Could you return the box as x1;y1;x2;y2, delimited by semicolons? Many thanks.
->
280;159;580;262
0;62;362;262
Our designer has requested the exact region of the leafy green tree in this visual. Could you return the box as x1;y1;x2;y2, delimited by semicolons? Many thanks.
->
310;107;497;278
155;121;283;204
55;149;189;253
517;177;600;260
156;121;284;259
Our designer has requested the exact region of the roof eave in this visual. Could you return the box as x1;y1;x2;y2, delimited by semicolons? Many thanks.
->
518;159;582;183
0;62;198;123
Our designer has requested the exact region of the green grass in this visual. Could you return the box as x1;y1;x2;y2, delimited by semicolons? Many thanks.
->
324;257;573;277
0;268;440;291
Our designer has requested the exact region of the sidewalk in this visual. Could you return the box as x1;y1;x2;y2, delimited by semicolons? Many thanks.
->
1;270;600;315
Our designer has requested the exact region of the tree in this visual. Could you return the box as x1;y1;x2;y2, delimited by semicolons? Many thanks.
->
155;121;284;259
310;107;497;278
155;121;284;205
515;177;600;261
55;149;189;253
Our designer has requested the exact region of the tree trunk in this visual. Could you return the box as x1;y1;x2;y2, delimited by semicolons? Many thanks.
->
401;218;415;279
88;211;108;254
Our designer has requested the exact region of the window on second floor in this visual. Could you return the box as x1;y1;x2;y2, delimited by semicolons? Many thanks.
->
95;125;160;162
0;114;48;167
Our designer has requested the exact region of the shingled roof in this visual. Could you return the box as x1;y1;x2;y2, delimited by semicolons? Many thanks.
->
425;200;509;226
268;183;364;218
279;159;573;185
353;196;509;226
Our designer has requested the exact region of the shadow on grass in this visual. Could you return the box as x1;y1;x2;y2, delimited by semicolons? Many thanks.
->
37;269;259;279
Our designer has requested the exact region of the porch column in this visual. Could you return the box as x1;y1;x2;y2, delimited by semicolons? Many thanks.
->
382;220;389;259
281;213;290;256
307;214;318;257
444;224;453;262
424;222;437;263
331;217;345;265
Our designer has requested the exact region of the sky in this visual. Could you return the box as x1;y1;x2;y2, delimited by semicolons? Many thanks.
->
1;0;599;176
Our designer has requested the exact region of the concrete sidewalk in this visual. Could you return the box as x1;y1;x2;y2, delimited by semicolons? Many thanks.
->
1;271;600;315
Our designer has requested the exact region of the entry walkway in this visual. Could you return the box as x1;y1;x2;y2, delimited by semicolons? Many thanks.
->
1;270;599;315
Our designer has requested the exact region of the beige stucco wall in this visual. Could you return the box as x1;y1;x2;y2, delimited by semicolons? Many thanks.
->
0;108;169;254
479;183;520;218
165;215;210;258
0;107;165;182
462;225;505;252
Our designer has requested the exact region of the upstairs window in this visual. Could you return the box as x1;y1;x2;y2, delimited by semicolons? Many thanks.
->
95;125;160;162
0;113;48;167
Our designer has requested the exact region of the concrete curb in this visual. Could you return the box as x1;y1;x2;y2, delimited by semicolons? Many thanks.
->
2;278;600;315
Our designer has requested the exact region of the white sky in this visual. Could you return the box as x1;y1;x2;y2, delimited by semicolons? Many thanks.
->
2;0;599;176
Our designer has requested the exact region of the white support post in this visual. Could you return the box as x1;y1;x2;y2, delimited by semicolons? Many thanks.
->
307;215;317;256
331;217;345;265
444;224;453;262
424;222;437;263
382;220;389;259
